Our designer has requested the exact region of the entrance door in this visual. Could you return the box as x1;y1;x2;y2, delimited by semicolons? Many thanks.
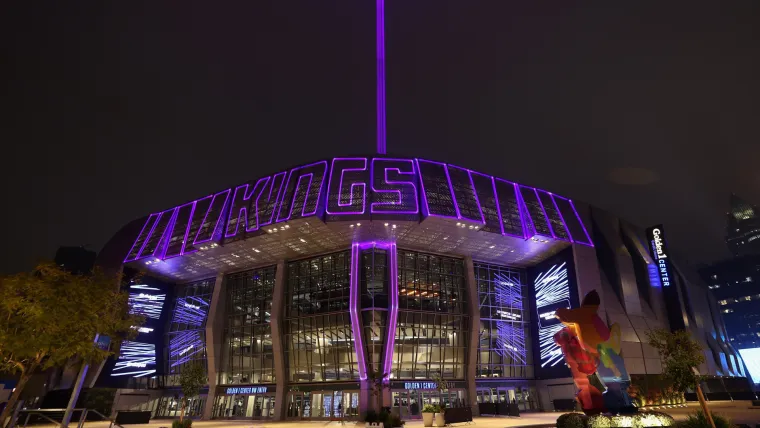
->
288;392;306;418
392;391;421;419
311;392;325;418
343;391;359;418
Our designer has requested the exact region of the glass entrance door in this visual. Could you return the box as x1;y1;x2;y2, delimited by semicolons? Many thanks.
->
343;391;359;418
392;391;421;419
311;392;325;418
287;392;306;418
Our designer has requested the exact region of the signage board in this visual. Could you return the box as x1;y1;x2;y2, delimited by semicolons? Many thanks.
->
123;157;594;264
225;386;268;395
646;225;671;287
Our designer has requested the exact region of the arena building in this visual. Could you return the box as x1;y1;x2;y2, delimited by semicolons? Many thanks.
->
79;155;752;420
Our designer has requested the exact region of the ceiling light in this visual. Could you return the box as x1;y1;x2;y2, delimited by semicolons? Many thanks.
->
392;224;397;229
384;223;389;227
356;223;361;227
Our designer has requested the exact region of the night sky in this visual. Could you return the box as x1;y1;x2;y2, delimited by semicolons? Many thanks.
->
3;1;759;274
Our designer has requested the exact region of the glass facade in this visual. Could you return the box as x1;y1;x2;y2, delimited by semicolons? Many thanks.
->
285;251;360;382
474;262;533;378
219;266;277;384
166;277;215;386
361;247;389;374
391;250;468;379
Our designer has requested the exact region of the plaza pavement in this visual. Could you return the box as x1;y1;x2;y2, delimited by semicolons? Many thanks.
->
19;401;760;428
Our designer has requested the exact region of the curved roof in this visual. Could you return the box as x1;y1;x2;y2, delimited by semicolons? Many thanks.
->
121;156;593;281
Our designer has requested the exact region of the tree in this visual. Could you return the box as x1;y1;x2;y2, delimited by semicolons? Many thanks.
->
431;372;449;407
646;328;705;393
367;370;390;413
178;362;207;421
0;263;143;427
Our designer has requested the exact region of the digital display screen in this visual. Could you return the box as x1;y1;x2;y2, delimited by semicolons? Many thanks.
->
738;348;760;384
533;262;571;368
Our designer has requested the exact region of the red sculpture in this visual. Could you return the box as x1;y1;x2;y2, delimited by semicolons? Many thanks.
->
553;290;632;415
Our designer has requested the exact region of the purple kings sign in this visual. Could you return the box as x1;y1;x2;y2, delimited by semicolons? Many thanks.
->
124;157;593;263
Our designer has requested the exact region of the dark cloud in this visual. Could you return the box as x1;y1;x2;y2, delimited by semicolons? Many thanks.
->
2;0;759;273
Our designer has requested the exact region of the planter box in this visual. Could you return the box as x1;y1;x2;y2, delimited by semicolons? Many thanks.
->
422;413;434;427
435;413;445;427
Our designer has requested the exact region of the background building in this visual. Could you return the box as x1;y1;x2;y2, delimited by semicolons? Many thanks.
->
725;194;760;257
34;156;753;420
699;256;760;385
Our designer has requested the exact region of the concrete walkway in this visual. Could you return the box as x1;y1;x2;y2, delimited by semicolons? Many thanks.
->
18;401;760;428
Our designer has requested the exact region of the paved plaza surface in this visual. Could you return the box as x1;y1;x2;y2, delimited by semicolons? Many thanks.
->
18;401;760;428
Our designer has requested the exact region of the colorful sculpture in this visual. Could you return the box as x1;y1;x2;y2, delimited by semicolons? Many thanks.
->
554;290;633;415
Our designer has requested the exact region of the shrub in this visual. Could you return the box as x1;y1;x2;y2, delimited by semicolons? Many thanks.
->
378;409;391;428
364;409;379;422
557;412;588;428
422;404;440;413
589;415;611;428
388;414;404;427
172;419;192;428
639;412;675;427
675;410;734;428
587;412;674;428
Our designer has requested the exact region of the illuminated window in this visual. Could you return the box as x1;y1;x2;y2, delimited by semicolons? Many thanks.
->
741;296;752;301
285;251;358;382
723;308;734;314
718;300;729;305
712;274;718;280
392;250;468;379
166;277;215;387
745;276;754;283
220;266;277;384
474;262;531;379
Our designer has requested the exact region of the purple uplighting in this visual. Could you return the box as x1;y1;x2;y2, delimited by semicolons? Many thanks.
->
349;243;368;380
370;158;419;215
376;0;386;155
123;156;593;264
326;158;368;215
383;242;398;381
276;160;328;222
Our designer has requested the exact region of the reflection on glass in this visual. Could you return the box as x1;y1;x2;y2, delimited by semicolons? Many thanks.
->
219;266;277;384
474;262;533;379
392;250;468;379
285;251;359;382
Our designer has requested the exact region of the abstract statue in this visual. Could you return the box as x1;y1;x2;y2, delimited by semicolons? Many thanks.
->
554;290;633;415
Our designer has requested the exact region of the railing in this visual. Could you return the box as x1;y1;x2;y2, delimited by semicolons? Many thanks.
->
8;408;122;428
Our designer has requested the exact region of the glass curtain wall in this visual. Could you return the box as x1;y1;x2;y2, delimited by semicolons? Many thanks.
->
391;250;468;379
285;250;359;382
361;247;388;375
166;277;215;387
219;266;277;384
474;262;533;378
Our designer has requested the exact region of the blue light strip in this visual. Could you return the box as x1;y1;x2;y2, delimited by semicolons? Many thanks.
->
492;271;527;363
533;262;571;368
111;341;156;377
172;296;209;326
534;263;569;307
495;321;527;364
128;291;166;320
168;330;206;369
